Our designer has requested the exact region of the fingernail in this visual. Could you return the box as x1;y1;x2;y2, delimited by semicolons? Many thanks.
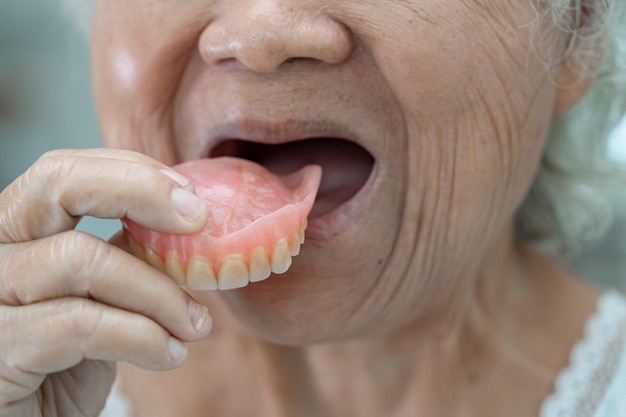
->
160;168;190;187
168;338;188;365
172;188;207;221
189;300;212;333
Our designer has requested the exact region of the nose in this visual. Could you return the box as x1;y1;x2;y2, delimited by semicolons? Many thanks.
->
198;1;355;72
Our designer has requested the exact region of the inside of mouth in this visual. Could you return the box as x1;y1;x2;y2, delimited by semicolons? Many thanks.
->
210;138;375;218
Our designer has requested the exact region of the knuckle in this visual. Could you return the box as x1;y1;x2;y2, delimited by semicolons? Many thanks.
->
34;150;65;176
55;230;97;256
32;151;81;193
56;231;112;277
62;298;104;340
36;149;59;164
24;152;65;199
37;149;61;161
0;151;80;243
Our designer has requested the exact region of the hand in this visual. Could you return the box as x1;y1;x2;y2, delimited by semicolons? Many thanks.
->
0;149;212;417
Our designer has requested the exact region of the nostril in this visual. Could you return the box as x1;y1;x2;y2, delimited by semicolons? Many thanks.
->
197;7;355;73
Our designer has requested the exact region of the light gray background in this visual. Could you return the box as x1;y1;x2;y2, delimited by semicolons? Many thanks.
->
1;1;625;289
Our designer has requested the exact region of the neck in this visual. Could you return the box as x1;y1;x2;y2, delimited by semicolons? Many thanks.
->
268;239;600;416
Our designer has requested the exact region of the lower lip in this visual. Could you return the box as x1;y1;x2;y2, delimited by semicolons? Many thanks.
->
305;163;379;242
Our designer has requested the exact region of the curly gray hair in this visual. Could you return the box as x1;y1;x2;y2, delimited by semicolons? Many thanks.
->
62;0;626;257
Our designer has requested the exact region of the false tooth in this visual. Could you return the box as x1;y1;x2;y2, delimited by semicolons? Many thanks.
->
249;247;272;283
186;257;218;291
298;220;307;244
271;239;292;274
145;247;166;273
289;232;301;256
218;255;249;290
165;252;186;285
128;237;146;262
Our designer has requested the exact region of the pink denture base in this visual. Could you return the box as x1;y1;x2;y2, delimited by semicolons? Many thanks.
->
124;157;322;268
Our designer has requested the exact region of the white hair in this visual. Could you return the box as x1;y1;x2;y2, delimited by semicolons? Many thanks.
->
62;0;626;256
517;0;626;256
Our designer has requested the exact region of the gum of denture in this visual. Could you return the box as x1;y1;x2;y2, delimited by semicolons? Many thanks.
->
127;221;305;290
123;157;321;287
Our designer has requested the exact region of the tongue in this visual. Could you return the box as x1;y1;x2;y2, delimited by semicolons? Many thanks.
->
213;138;374;218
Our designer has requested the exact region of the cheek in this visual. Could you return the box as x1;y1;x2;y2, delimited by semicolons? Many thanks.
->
368;3;556;292
91;0;211;163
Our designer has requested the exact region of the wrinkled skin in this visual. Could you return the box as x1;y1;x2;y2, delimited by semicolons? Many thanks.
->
0;0;600;416
0;150;213;417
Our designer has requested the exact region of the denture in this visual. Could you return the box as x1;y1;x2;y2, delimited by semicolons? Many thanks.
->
123;157;321;290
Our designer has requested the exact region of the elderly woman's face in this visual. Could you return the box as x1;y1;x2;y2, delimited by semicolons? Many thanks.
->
91;0;569;342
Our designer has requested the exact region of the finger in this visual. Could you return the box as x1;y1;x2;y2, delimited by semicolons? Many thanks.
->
0;355;116;409
38;148;177;166
37;149;195;191
108;229;131;253
0;148;208;243
1;298;191;383
0;231;212;342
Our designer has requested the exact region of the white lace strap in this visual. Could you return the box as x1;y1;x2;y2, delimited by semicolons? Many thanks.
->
539;291;626;417
99;380;133;417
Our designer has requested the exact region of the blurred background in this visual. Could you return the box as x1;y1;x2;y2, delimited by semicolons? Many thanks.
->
0;1;625;289
0;0;117;238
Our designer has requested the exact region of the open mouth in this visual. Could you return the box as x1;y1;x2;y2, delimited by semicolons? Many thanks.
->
123;134;376;291
209;138;375;219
